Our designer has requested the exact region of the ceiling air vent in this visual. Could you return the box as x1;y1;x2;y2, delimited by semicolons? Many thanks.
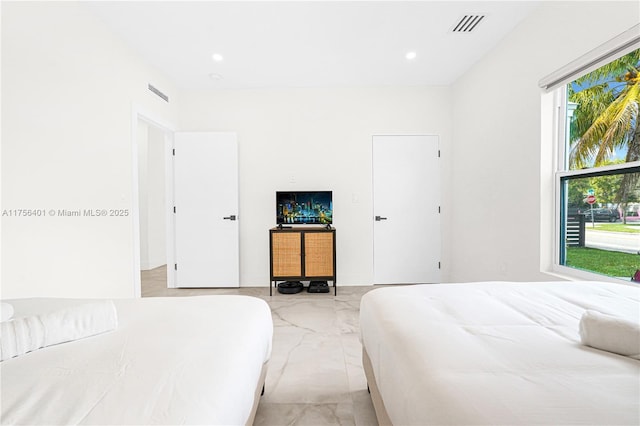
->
148;83;169;102
452;15;485;33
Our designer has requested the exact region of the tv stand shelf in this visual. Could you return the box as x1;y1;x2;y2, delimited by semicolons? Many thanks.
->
269;227;336;296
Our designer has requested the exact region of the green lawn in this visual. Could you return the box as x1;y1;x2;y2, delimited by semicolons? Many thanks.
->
588;223;640;233
566;247;640;278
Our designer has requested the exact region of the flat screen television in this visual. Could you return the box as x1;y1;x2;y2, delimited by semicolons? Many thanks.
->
276;191;333;225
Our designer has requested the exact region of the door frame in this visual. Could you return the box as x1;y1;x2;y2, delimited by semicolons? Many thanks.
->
131;104;176;297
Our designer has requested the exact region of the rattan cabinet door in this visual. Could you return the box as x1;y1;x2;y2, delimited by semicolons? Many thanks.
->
304;232;334;277
271;232;302;277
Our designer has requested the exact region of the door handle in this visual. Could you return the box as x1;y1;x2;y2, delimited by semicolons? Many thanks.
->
375;216;387;221
223;215;237;221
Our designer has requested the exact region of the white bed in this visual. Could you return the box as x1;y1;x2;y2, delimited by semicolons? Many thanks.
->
1;295;273;425
360;281;640;426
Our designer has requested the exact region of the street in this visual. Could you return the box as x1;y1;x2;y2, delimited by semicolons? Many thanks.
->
585;229;640;254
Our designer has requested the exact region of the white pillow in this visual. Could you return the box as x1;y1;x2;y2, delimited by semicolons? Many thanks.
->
1;303;14;322
580;310;640;359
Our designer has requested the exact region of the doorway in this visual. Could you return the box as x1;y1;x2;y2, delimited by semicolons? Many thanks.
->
137;119;170;293
372;134;441;284
132;109;175;297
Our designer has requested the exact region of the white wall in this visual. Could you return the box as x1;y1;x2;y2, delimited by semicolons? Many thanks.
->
178;87;453;286
449;1;640;282
138;121;167;271
145;125;168;270
138;121;151;269
7;1;630;296
1;2;178;298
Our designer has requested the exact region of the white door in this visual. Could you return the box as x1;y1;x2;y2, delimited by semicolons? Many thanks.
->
373;135;441;284
174;132;239;287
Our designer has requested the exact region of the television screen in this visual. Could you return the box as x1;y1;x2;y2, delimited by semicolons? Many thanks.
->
276;191;333;225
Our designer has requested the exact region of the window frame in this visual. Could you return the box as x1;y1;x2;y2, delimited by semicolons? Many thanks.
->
550;92;640;284
546;26;640;283
555;163;640;275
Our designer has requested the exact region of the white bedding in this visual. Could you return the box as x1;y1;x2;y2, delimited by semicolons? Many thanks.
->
1;295;273;425
360;281;640;425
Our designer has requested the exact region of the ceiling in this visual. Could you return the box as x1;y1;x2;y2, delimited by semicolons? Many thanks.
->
84;1;540;90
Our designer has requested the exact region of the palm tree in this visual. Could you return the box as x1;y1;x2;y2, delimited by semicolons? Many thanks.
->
568;49;640;168
568;49;640;223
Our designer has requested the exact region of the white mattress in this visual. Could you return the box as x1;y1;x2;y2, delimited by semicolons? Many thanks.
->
1;295;273;425
360;281;640;425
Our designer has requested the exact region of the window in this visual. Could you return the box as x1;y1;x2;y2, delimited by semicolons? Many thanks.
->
554;47;640;281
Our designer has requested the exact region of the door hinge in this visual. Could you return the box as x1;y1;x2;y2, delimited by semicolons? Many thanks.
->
438;261;441;269
438;206;441;213
174;263;178;271
173;206;176;214
438;150;441;158
172;148;176;156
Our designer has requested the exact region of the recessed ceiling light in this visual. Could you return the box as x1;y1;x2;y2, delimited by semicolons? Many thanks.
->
212;53;224;62
209;73;223;80
406;51;417;60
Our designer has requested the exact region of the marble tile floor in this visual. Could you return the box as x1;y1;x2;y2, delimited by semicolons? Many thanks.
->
142;266;380;426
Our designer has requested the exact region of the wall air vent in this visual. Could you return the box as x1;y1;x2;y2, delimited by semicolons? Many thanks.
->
148;83;169;102
452;15;485;33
